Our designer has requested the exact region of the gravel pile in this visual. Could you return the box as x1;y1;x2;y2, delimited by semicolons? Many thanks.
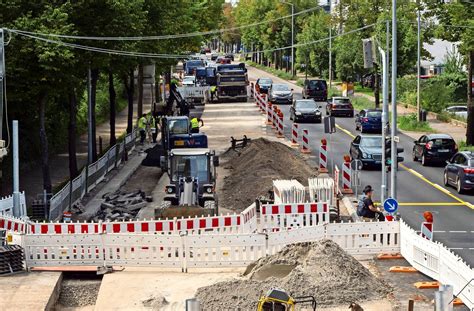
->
220;138;316;212
196;240;391;309
58;278;101;307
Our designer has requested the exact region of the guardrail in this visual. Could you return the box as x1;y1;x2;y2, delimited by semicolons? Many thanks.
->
400;220;474;309
48;129;137;220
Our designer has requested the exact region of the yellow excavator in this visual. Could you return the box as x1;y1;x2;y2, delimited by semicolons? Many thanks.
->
257;288;317;311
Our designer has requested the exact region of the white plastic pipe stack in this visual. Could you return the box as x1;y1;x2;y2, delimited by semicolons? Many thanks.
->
273;180;306;203
308;177;335;206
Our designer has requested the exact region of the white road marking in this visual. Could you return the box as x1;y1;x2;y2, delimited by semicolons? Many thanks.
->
449;231;467;233
449;248;464;250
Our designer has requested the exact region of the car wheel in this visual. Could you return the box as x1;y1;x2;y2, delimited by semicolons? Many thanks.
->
412;149;418;161
421;154;429;166
443;171;449;186
456;177;463;194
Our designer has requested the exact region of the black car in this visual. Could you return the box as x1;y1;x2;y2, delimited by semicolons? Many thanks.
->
290;99;323;123
224;53;234;61
412;134;457;166
326;97;354;117
350;135;384;169
302;79;327;101
444;152;474;193
269;83;293;105
256;78;273;94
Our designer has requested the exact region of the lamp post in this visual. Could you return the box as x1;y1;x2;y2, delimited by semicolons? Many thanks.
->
281;1;295;77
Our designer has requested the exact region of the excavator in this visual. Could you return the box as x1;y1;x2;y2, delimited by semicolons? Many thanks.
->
256;288;317;311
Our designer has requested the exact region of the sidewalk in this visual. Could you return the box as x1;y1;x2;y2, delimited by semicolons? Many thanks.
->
17;88;152;206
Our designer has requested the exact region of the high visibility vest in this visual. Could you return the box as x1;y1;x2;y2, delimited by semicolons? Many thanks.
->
210;86;217;92
190;118;199;129
138;117;147;129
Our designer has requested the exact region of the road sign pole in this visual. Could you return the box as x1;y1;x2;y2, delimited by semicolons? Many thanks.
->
391;0;398;199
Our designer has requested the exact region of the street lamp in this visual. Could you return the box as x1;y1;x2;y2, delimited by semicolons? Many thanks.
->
280;0;295;77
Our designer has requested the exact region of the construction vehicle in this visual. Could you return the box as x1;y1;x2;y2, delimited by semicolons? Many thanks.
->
158;148;219;217
257;288;317;311
161;116;208;156
216;63;248;102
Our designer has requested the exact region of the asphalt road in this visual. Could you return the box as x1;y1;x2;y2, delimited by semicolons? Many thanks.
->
247;65;474;266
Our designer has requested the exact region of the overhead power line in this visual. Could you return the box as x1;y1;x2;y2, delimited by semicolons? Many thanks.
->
6;6;323;41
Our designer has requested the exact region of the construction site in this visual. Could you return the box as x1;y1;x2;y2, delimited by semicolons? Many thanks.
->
0;63;472;311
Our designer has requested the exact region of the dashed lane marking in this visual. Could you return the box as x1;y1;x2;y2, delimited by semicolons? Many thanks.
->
335;123;474;210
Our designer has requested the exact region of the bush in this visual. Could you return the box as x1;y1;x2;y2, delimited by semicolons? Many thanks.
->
397;113;434;132
458;141;474;152
436;111;452;123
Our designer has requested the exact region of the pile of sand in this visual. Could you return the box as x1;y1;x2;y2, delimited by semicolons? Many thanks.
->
220;138;316;212
196;240;391;309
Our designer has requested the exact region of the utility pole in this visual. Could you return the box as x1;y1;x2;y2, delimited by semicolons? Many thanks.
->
391;0;398;199
380;20;390;203
0;29;5;140
87;67;93;164
417;2;421;121
12;120;20;217
281;1;295;77
329;27;332;88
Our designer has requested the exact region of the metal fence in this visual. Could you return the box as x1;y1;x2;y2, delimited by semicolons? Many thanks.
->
0;192;27;215
49;129;138;220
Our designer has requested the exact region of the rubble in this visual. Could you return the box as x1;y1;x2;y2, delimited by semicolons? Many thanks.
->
92;189;151;222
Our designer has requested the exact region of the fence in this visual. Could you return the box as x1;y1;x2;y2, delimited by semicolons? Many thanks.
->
21;220;400;270
272;180;306;204
0;192;27;215
400;220;474;309
49;129;137;220
308;177;336;207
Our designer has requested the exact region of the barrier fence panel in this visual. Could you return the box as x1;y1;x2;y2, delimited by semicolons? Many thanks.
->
240;203;258;233
0;192;26;215
183;233;267;269
103;234;184;268
400;220;474;309
260;202;330;232
308;177;335;207
176;214;241;235
0;213;28;233
273;180;305;204
24;234;104;267
326;221;400;255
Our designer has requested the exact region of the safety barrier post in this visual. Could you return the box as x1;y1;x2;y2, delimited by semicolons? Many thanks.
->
421;211;434;240
276;111;284;138
271;105;277;129
300;130;311;154
291;123;299;147
266;102;273;125
319;138;328;173
250;82;254;99
341;155;353;194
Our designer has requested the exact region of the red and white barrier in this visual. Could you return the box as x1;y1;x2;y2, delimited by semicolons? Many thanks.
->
0;214;28;233
266;102;273;125
300;130;311;154
291;123;299;146
30;222;101;234
334;165;340;195
176;214;241;234
240;204;258;233
342;160;353;194
272;105;277;128
319;139;328;173
260;202;330;232
276;113;284;138
421;222;433;240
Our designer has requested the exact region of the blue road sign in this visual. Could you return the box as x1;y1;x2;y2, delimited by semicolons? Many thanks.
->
383;198;398;214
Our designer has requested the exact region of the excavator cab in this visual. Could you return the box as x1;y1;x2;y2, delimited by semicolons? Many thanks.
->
257;288;316;311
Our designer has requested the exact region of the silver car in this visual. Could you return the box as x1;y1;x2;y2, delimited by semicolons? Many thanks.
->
269;83;293;105
445;105;467;119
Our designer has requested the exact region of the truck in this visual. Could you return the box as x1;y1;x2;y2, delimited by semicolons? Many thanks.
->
183;59;205;75
161;116;208;156
158;148;219;217
216;63;248;102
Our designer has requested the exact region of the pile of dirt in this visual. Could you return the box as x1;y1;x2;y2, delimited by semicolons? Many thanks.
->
220;138;316;211
196;240;391;309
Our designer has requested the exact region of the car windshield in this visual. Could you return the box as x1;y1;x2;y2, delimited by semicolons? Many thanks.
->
272;84;290;91
360;137;382;148
308;80;326;90
334;98;351;104
172;155;208;182
259;78;272;85
366;111;382;117
168;119;189;135
183;77;194;82
295;101;317;109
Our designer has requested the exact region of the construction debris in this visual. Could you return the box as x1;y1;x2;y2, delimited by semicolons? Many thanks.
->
196;240;391;309
0;245;24;275
92;190;152;222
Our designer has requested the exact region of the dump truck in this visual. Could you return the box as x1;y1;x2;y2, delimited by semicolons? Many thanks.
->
216;63;248;102
161;116;208;156
157;148;219;217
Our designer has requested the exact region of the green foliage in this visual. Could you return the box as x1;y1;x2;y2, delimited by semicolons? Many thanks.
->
458;141;474;152
436;112;452;123
351;96;374;111
397;114;434;132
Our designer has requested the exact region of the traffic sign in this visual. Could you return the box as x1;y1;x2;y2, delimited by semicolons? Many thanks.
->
383;197;398;214
393;136;400;143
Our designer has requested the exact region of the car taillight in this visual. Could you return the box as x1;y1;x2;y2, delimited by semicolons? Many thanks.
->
362;117;369;122
464;168;474;174
425;141;433;150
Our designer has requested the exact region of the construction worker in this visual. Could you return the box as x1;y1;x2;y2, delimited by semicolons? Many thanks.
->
210;85;217;102
138;113;147;144
190;117;204;133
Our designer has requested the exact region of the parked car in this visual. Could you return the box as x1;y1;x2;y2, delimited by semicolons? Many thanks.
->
326;97;354;117
182;75;195;86
255;78;273;94
349;135;383;169
290;99;322;123
302;79;327;101
216;57;231;64
224;53;234;61
269;83;293;105
412;134;458;166
444;151;474;193
355;109;382;133
445;105;467;119
210;53;219;61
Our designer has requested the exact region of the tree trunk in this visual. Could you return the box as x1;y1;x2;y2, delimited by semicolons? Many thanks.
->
39;93;52;194
373;64;380;108
90;68;99;161
466;50;474;145
125;69;135;134
108;70;116;146
137;64;144;118
68;90;78;179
